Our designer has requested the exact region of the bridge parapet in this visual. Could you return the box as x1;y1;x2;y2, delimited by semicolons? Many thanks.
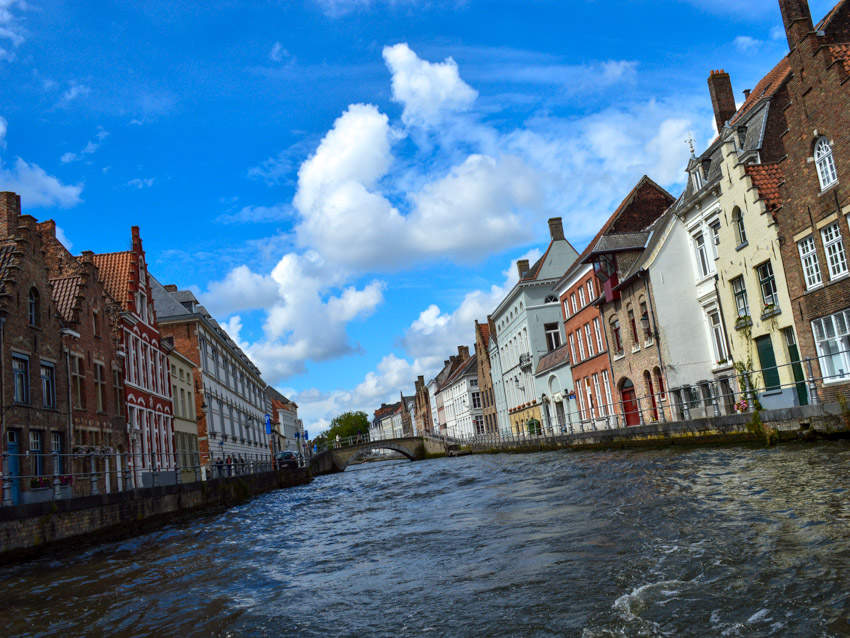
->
309;436;435;476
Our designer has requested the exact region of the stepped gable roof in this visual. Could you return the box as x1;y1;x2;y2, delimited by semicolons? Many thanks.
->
0;242;18;291
830;44;850;72
374;403;397;420
49;275;83;323
556;176;672;288
535;344;570;376
477;321;490;348
746;162;785;215
90;251;133;304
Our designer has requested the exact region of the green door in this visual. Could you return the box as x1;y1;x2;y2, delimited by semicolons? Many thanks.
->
784;328;808;406
755;335;781;391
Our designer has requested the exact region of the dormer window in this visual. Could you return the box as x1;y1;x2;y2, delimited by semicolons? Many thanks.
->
544;295;557;304
28;288;40;327
815;136;838;190
691;169;703;191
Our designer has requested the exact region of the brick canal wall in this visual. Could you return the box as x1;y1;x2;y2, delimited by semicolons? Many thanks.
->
0;468;311;564
467;403;850;453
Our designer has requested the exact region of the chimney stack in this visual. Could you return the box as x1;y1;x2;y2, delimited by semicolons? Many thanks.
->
708;70;737;133
743;89;751;99
548;217;565;241
164;284;178;292
0;191;21;239
517;259;530;278
458;345;470;360
778;0;814;50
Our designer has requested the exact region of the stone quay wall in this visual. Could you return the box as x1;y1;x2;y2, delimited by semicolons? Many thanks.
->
0;468;311;564
466;403;849;453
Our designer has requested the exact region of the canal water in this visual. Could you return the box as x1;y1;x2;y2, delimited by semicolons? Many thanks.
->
2;443;850;637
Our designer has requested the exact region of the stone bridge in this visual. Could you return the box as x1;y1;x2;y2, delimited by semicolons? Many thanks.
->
309;436;447;476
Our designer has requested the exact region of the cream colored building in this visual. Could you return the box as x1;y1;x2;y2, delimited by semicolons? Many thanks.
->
168;345;200;481
708;64;809;409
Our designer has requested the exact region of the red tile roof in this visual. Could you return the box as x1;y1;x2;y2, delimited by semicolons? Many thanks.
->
746;162;784;216
49;275;83;323
817;0;848;30
90;251;133;306
830;44;850;73
729;58;791;126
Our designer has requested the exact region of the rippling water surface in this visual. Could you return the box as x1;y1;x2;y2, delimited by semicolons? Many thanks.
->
3;443;850;637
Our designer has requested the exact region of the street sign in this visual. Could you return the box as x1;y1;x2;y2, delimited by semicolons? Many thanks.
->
264;414;272;435
304;430;308;440
295;431;300;438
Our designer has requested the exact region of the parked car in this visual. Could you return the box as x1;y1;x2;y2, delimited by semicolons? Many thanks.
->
275;450;299;469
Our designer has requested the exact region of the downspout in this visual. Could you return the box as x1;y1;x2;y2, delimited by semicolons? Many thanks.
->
64;344;73;446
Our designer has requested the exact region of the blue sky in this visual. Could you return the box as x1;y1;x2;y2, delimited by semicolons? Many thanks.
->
0;0;836;432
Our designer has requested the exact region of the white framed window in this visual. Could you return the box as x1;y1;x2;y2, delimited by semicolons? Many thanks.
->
602;370;614;418
563;299;570;319
587;279;595;300
812;309;850;383
578;287;586;308
544;323;562;352
821;222;848;279
733;207;747;246
576;378;586;420
584;377;595;419
593;373;606;416
709;311;728;362
815;136;838;190
593;318;604;352
757;261;778;308
577;329;586;361
571;293;577;314
798;235;823;289
710;221;720;260
694;233;712;278
731;276;749;317
568;333;577;363
584;323;594;356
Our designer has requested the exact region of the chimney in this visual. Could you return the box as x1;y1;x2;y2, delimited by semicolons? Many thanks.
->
778;0;814;50
458;345;470;360
131;225;143;251
80;250;95;264
517;259;530;278
444;360;450;367
743;89;751;99
548;217;565;241
0;191;21;239
708;70;737;133
417;375;424;385
164;284;178;292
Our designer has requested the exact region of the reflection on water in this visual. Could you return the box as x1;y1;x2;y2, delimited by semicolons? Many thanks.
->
2;443;850;637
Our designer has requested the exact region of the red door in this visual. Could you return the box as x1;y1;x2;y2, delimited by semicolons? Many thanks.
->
621;384;640;427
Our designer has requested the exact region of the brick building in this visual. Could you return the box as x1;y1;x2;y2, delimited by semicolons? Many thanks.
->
151;281;270;469
37;221;127;463
474;319;499;434
91;227;175;481
770;0;850;401
581;177;675;426
0;193;70;505
413;375;432;435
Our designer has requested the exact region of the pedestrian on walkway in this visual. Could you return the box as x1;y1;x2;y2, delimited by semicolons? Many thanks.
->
226;455;232;476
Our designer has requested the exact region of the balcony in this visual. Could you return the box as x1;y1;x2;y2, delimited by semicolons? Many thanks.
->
519;353;532;370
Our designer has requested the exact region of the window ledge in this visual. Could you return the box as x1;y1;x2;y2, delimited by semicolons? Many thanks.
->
828;271;850;283
735;241;749;252
804;283;824;293
644;340;654;347
713;362;734;372
823;377;850;385
631;345;641;353
761;307;782;320
735;317;753;330
613;353;625;362
818;180;839;197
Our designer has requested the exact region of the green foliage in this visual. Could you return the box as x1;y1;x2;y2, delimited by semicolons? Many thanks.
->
746;409;777;446
325;410;370;440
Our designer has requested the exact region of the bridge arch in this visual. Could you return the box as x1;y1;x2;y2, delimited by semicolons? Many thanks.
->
340;442;417;469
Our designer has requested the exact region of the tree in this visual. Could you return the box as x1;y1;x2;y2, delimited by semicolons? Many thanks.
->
325;411;370;441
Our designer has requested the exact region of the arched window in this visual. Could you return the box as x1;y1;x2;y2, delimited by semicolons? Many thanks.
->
732;207;747;246
28;288;40;327
815;136;838;190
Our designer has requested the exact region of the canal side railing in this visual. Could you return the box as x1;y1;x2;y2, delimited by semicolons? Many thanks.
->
0;450;281;507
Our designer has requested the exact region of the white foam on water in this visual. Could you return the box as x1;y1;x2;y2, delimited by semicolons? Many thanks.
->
747;608;771;624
